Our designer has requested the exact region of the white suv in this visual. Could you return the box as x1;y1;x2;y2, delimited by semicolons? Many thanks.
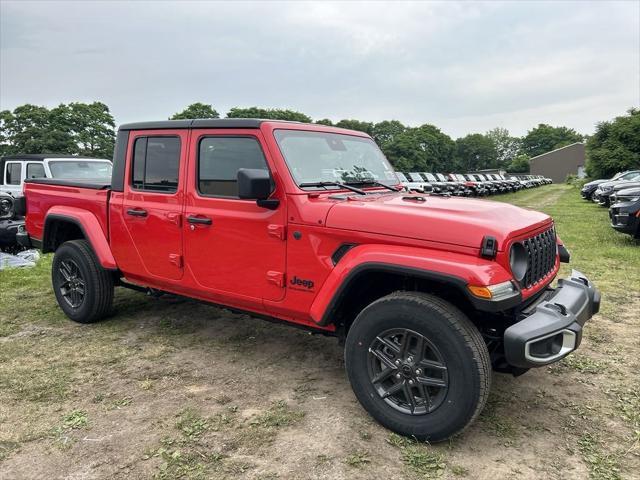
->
1;154;112;197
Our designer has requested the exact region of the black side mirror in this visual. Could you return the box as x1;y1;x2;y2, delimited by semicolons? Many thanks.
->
237;168;279;209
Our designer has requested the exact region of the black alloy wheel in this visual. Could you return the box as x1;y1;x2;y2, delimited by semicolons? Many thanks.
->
368;328;448;415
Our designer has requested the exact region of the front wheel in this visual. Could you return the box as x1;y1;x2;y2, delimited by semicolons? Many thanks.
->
52;239;114;323
345;292;491;442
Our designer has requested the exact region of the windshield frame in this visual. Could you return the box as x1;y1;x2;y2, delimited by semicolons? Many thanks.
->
273;128;398;192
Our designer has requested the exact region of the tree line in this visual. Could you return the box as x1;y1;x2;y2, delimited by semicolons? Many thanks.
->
1;101;637;178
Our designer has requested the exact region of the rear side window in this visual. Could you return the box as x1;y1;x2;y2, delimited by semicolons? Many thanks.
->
6;163;21;185
131;136;180;193
26;163;46;179
198;137;269;198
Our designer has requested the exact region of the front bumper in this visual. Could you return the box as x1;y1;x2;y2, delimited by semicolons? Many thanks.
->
503;270;600;369
581;187;596;199
609;200;640;236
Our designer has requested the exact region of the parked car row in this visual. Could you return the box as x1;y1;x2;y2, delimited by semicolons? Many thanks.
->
581;170;640;240
0;154;112;252
395;172;551;196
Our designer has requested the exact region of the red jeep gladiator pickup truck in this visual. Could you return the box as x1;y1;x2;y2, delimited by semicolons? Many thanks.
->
20;119;600;441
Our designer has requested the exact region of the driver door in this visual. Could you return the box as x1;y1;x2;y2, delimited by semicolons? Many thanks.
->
184;130;286;302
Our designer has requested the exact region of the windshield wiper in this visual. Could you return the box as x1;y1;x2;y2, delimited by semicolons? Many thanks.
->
299;181;366;195
346;180;400;192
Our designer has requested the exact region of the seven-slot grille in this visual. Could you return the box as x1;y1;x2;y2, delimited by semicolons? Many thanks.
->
520;226;557;289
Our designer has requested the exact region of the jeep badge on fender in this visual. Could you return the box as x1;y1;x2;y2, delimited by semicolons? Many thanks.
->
21;119;600;442
289;276;314;290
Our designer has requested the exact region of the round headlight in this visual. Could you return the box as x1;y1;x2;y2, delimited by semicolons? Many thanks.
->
509;242;528;282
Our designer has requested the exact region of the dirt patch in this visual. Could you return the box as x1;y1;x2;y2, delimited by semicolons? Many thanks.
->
1;291;638;480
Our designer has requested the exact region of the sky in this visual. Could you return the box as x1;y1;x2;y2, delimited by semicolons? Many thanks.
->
1;0;638;138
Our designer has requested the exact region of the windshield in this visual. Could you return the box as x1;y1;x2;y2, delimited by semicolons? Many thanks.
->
274;130;397;188
423;173;437;182
48;161;112;180
396;172;408;182
436;174;447;182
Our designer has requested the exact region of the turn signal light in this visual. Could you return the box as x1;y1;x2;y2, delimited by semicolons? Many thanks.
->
468;281;517;301
467;285;493;299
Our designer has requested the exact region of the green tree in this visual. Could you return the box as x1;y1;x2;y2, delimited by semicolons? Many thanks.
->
0;104;54;154
170;102;219;120
0;102;116;158
372;120;406;149
521;124;583;157
384;124;455;172
315;118;334;126
335;119;374;135
454;133;498;171
226;107;311;123
486;127;521;168
66;102;116;157
506;155;530;173
586;108;640;178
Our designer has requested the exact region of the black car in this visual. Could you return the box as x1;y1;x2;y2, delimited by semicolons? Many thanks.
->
591;170;640;204
609;187;640;239
0;192;26;253
598;178;640;207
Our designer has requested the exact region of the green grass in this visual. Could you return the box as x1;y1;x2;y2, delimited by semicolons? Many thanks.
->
388;434;447;478
344;450;371;468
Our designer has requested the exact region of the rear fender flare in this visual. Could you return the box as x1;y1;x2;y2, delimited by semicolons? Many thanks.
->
43;206;117;270
310;244;515;326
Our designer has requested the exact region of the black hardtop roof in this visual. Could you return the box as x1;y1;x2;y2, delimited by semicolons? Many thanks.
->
1;154;109;162
118;118;305;131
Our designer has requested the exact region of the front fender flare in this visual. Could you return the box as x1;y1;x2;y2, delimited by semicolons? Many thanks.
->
44;206;117;270
310;244;516;326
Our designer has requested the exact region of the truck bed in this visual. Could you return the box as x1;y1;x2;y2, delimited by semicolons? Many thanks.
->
23;179;111;244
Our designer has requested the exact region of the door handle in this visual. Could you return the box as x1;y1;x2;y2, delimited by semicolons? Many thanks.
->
187;215;212;225
126;208;148;217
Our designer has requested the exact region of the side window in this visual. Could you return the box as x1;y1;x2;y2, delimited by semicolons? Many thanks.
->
27;163;46;179
198;137;269;198
6;163;22;185
131;136;180;193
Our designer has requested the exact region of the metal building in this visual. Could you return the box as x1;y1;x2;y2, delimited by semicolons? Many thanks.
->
529;143;586;183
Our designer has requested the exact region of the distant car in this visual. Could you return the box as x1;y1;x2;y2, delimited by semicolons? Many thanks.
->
419;173;448;194
598;179;640;207
593;172;640;206
396;172;432;193
1;154;113;197
466;174;497;194
582;170;640;201
609;186;640;239
435;173;464;195
452;174;486;196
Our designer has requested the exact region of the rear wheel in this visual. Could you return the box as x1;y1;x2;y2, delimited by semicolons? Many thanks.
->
52;239;114;323
345;292;491;442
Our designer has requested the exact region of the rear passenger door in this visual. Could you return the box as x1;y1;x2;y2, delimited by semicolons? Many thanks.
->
184;129;286;302
120;131;188;281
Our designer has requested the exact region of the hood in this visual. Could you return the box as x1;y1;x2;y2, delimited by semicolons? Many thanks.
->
584;179;607;187
616;186;640;196
612;181;640;192
599;178;640;189
325;193;551;250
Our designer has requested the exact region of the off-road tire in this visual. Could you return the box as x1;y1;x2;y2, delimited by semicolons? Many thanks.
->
345;291;491;442
52;239;114;323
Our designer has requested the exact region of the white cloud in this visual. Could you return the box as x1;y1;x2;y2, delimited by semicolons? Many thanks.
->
1;0;638;137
